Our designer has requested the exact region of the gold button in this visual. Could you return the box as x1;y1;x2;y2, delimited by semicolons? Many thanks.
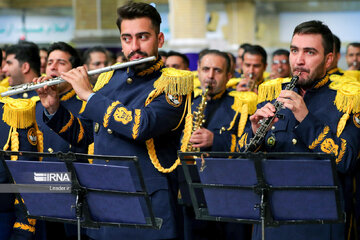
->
126;78;133;84
107;129;113;134
23;93;28;98
271;126;275;131
48;148;54;153
94;123;99;133
105;160;109;163
292;138;297;145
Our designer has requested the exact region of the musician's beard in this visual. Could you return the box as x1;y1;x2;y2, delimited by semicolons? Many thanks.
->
293;59;326;90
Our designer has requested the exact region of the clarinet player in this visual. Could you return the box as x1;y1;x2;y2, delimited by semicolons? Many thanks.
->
237;20;360;240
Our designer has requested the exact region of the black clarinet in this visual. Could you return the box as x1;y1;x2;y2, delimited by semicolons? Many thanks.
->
244;73;300;152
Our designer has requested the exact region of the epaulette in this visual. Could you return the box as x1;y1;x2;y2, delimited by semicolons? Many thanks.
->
329;74;360;136
226;77;241;89
343;70;360;82
1;97;37;129
153;68;194;96
257;77;290;103
1;97;42;160
146;68;194;174
227;91;258;137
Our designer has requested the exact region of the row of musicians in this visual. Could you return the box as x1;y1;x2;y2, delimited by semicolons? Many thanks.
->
0;41;360;239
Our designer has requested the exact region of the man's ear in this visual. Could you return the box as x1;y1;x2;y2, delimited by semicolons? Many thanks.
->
325;52;334;70
158;32;164;48
21;62;30;74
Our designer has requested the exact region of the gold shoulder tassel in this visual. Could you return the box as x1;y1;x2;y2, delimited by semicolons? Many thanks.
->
257;77;290;103
329;77;360;136
228;91;258;137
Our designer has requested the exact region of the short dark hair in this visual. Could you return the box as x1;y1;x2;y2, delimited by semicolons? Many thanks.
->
158;50;168;58
333;35;341;54
116;1;162;34
82;46;107;65
198;49;231;73
346;42;360;54
272;49;289;58
48;42;81;68
292;20;334;55
6;41;40;76
242;45;267;65
239;43;252;50
167;51;189;68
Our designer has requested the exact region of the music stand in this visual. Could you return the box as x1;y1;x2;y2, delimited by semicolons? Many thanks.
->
0;150;162;240
178;151;344;240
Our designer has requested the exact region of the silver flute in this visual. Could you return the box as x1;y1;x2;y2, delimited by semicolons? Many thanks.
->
1;56;156;97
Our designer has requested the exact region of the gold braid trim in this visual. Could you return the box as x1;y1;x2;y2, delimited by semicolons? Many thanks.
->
93;67;116;92
132;109;141;140
13;222;35;233
335;138;346;164
77;118;84;143
88;143;94;164
137;59;163;76
308;126;330;150
238;133;248;149
314;74;329;88
238;104;248;137
145;89;162;107
60;89;76;101
226;78;241;89
230;134;236;152
179;97;193;152
10;128;19;161
143;68;194;173
35;123;44;161
59;112;74;134
146;138;180;173
103;101;120;128
3;126;12;151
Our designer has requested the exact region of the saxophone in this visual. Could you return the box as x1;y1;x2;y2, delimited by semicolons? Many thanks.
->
186;86;210;152
244;73;300;152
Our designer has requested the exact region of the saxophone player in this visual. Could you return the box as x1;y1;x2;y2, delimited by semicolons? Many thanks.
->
182;49;252;240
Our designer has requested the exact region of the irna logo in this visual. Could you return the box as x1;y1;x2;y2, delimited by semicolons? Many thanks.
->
34;172;71;182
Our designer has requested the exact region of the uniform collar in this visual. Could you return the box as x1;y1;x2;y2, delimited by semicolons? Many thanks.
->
60;89;76;102
313;74;330;89
210;89;226;100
